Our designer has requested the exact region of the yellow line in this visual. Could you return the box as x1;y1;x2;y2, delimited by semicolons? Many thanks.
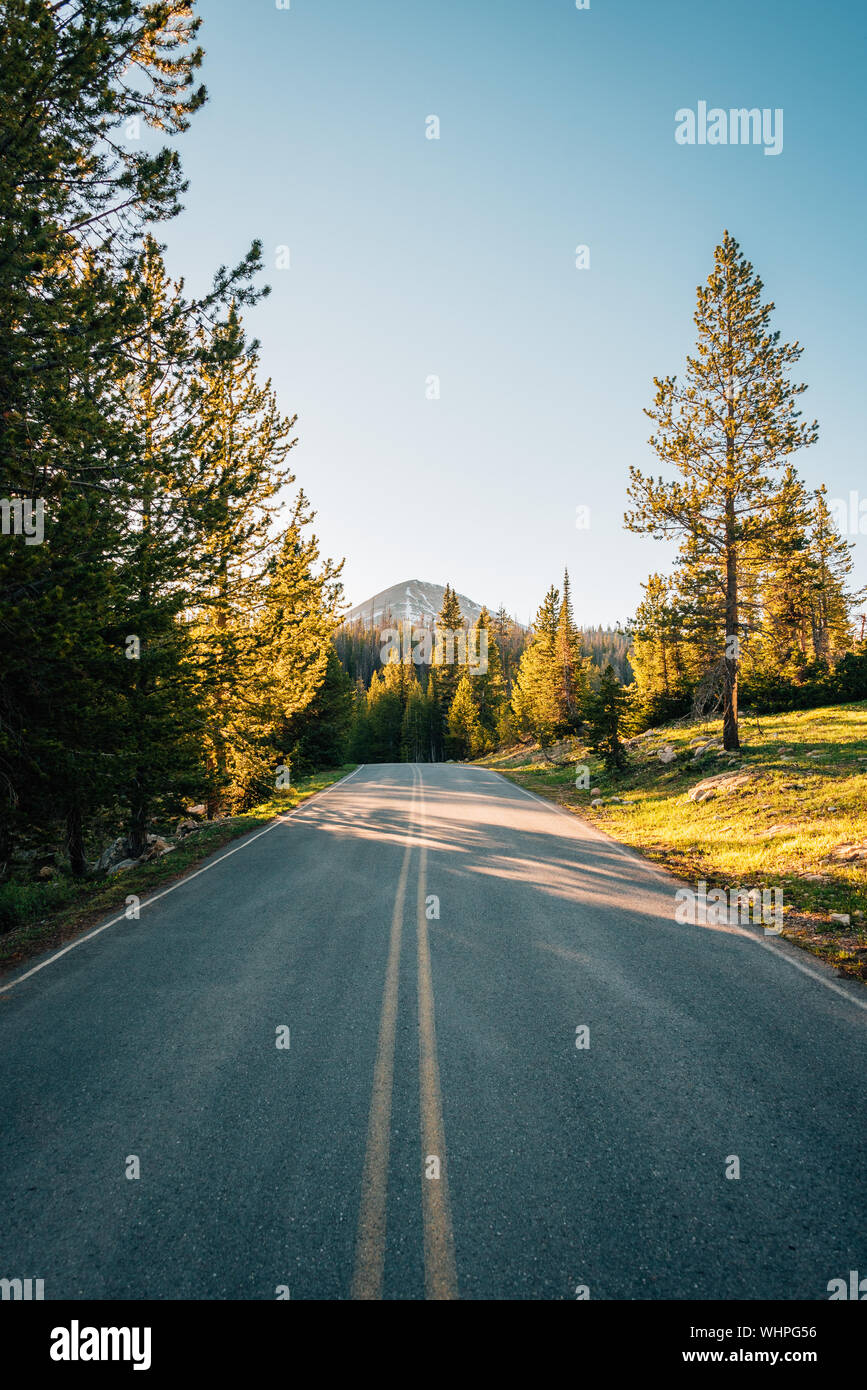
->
416;772;459;1300
351;768;418;1300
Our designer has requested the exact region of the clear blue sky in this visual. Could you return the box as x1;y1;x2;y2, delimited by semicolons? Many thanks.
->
160;0;867;628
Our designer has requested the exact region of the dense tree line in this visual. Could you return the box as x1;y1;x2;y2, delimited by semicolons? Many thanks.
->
348;589;508;762
0;1;348;887
342;577;635;762
581;627;633;683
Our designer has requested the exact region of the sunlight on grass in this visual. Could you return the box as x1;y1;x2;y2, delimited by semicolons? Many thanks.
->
483;705;867;982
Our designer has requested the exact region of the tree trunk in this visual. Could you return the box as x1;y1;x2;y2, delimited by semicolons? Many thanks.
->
723;358;741;751
660;631;670;694
129;472;153;861
129;770;149;859
128;642;150;857
0;813;11;884
722;536;739;756
65;803;88;877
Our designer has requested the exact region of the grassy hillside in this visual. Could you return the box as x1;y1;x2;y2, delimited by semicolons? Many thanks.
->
480;703;867;983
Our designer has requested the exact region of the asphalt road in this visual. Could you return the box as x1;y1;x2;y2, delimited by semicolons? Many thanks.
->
1;763;865;1300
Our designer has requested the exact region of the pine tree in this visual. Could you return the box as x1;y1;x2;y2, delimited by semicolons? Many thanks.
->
0;489;127;875
334;619;383;688
240;493;343;804
0;1;208;503
585;665;629;772
511;587;563;747
447;675;484;761
808;486;859;660
188;306;298;810
364;672;403;761
732;473;859;700
628;574;692;722
625;232;818;749
401;681;432;762
283;646;353;776
349;680;373;761
431;582;465;751
114;237;210;854
492;603;526;693
747;467;816;681
468;608;506;743
381;649;416;705
493;606;511;642
425;668;446;761
555;571;589;730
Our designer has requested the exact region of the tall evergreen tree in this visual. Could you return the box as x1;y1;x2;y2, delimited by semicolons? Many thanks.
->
425;668;447;762
114;237;208;854
512;586;563;747
555;571;589;730
447;675;484;761
628;573;692;721
585;665;629;773
625;232;818;749
0;0;208;503
808;485;859;660
432;582;465;751
492;603;527;692
400;680;435;763
747;466;817;681
252;492;344;791
468;607;506;742
283;646;353;776
188;306;297;810
363;671;403;762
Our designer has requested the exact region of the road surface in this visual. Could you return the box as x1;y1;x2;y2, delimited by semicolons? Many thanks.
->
1;763;865;1300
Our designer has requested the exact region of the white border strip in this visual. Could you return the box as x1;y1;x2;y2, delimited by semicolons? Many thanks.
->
0;766;365;997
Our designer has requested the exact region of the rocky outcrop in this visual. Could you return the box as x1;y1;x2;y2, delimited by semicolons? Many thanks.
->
97;832;177;876
687;771;754;803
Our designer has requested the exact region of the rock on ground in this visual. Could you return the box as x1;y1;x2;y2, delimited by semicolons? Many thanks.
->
687;772;755;804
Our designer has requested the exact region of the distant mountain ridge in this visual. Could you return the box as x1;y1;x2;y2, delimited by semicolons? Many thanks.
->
344;579;490;630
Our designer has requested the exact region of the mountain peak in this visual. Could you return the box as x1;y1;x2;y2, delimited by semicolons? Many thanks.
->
344;579;488;630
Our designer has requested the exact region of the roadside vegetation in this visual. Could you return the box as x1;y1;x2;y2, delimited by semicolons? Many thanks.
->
0;767;355;978
479;706;867;983
1;3;351;907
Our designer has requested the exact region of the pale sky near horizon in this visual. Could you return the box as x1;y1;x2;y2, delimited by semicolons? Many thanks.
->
157;0;866;628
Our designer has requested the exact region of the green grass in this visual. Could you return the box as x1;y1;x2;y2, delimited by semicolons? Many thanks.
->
478;704;867;983
0;766;356;978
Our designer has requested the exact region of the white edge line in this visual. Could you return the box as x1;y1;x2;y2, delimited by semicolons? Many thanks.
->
0;765;366;997
488;767;867;1017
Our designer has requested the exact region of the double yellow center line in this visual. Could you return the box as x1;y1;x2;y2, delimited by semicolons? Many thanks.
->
351;768;458;1300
